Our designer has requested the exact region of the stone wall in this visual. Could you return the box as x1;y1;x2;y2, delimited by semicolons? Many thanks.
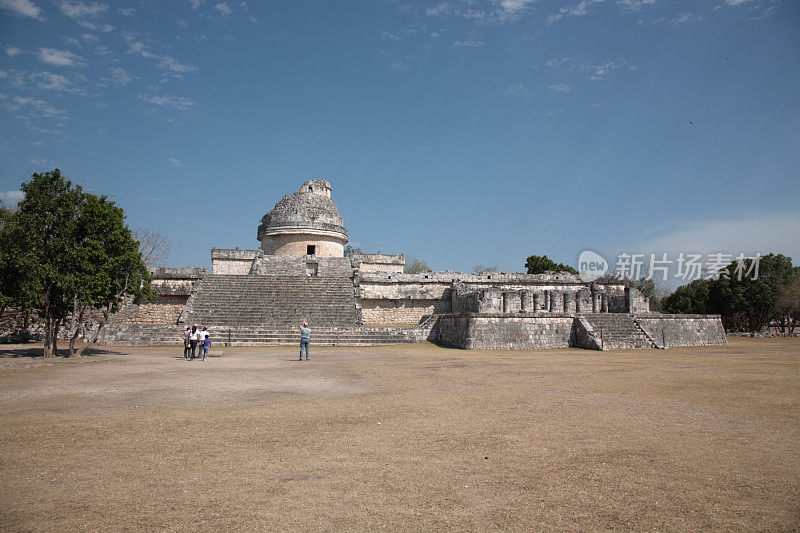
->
110;295;187;325
353;253;404;274
361;298;450;324
211;248;258;275
436;314;575;350
634;314;726;347
250;255;353;277
435;314;471;348
260;233;345;258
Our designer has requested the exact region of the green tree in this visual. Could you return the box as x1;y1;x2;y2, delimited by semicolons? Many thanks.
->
524;254;578;275
343;244;363;257
774;268;800;335
661;254;795;333
472;265;498;274
404;255;432;274
0;169;154;357
718;253;794;332
662;279;713;314
65;194;155;356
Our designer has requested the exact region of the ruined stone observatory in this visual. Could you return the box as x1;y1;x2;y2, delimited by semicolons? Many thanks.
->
257;179;348;258
105;179;727;349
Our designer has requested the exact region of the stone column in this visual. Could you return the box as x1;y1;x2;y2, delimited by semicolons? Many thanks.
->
550;291;563;313
601;294;609;313
532;293;540;313
520;291;528;312
564;292;576;313
544;291;551;312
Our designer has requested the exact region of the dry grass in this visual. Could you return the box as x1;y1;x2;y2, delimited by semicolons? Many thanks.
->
0;338;798;531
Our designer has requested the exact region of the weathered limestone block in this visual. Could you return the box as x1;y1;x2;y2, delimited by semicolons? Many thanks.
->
634;314;726;347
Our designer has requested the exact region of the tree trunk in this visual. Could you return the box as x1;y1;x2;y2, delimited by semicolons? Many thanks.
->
68;305;86;357
68;297;78;344
23;309;31;332
42;294;52;358
83;301;113;353
51;318;61;357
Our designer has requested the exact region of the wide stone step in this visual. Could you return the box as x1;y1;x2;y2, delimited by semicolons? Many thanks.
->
185;274;360;328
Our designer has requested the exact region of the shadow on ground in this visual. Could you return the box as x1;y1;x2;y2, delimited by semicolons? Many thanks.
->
0;346;120;358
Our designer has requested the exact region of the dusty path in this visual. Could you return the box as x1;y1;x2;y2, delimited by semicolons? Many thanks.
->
0;338;798;531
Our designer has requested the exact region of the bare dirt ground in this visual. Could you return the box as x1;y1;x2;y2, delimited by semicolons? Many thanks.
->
0;338;798;531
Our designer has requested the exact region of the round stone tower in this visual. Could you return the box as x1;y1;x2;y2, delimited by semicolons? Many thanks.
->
257;179;348;257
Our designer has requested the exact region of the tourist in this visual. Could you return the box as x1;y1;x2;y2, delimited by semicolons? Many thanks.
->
189;324;200;360
299;321;311;361
181;327;191;359
201;327;210;360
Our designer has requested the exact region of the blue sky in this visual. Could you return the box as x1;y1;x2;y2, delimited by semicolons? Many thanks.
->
1;0;798;278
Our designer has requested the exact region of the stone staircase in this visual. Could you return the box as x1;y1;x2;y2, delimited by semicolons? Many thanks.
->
582;313;658;350
184;275;360;327
102;324;420;347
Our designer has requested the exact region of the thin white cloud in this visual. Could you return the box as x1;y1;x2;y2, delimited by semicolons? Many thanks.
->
167;158;185;167
454;39;485;47
59;0;107;18
390;62;409;72
426;2;453;16
617;0;656;10
6;46;23;57
59;1;113;31
498;0;537;13
425;0;534;24
214;2;231;15
94;44;112;56
547;0;604;24
189;0;203;9
123;33;197;75
651;11;703;25
38;47;85;67
118;7;135;16
549;83;571;92
138;93;196;110
0;0;44;19
0;190;25;206
546;56;636;80
633;212;800;261
0;93;67;119
33;71;72;91
103;66;131;86
505;82;530;97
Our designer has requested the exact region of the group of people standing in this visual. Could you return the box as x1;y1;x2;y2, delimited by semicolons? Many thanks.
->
182;324;210;360
179;321;312;361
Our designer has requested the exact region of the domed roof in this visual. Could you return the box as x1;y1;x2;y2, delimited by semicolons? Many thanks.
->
257;179;347;240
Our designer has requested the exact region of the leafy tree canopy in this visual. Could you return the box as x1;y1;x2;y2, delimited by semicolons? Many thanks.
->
343;245;363;257
525;254;578;275
404;255;432;274
0;169;154;356
661;253;795;332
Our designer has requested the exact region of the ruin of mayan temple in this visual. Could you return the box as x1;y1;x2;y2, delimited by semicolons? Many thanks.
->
104;179;726;350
